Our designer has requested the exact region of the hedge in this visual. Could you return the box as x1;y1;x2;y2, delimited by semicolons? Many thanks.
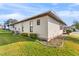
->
21;33;28;37
29;33;37;39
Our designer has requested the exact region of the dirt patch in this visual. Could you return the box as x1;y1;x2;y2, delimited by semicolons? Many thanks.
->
38;35;64;48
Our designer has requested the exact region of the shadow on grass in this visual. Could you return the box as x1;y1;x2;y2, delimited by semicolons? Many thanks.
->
0;33;38;46
64;36;79;44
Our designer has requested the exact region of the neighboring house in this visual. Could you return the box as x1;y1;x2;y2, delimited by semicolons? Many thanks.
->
9;11;66;41
66;25;75;30
8;25;14;31
3;24;9;30
65;25;78;32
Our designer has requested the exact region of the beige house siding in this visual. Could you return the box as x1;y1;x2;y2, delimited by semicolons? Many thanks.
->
14;23;22;33
13;16;48;40
9;11;66;41
32;16;48;40
47;16;63;41
22;21;30;33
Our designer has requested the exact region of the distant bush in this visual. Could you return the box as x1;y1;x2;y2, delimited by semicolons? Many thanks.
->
21;33;28;37
29;33;37;39
72;28;76;32
66;30;72;35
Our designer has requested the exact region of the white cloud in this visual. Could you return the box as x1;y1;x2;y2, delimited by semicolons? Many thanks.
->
55;10;79;25
0;13;26;21
0;3;51;15
0;4;41;13
57;10;79;18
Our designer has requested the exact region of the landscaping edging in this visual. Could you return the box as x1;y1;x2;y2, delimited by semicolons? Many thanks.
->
37;39;64;48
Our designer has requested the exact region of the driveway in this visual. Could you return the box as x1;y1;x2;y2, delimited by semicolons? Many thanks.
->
71;32;79;34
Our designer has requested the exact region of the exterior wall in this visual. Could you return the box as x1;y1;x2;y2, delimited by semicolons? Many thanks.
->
14;23;22;33
22;21;30;33
48;16;64;41
10;15;65;41
13;16;48;40
32;16;48;40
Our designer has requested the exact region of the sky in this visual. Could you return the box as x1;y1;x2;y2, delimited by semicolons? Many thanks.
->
0;3;79;26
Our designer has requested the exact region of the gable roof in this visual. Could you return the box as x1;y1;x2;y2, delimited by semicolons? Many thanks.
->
10;11;66;25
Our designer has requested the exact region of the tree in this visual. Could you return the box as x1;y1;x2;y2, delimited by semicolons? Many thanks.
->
4;19;18;29
5;19;17;26
73;21;79;30
66;29;72;35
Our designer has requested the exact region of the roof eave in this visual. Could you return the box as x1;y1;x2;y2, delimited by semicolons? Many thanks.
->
9;11;66;26
48;11;66;25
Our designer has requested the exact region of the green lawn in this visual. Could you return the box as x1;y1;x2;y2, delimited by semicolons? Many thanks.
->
0;29;79;56
0;29;11;33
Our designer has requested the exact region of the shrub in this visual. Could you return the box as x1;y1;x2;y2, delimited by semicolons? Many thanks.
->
21;33;28;37
66;29;72;35
11;31;15;34
72;28;76;32
29;33;37;39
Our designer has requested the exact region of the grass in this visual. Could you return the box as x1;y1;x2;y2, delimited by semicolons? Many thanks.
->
0;29;11;33
0;29;79;56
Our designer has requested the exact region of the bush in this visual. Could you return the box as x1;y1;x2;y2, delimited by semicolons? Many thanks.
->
11;31;15;34
29;33;37;39
21;33;28;37
66;30;72;35
72;28;76;32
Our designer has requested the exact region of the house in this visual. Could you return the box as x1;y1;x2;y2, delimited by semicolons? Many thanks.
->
66;25;75;30
65;25;79;32
9;11;66;41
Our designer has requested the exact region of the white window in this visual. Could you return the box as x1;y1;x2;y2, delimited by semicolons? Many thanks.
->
30;21;33;26
30;21;33;32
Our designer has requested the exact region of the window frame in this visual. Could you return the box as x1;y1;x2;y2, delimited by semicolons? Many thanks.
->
30;26;33;32
30;21;33;32
60;25;63;30
37;19;40;25
22;26;24;32
22;23;24;32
